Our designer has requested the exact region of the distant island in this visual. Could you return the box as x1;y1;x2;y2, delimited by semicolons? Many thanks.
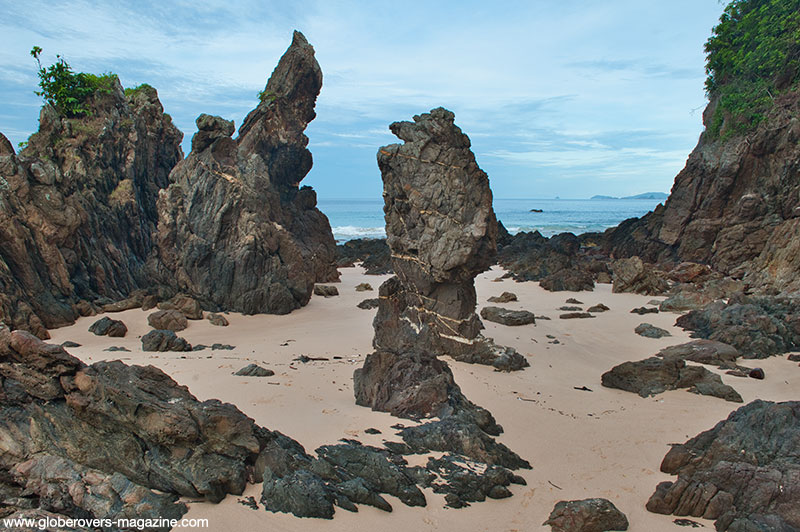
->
591;192;668;200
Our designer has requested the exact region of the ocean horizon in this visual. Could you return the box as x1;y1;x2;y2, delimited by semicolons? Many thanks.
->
319;197;664;242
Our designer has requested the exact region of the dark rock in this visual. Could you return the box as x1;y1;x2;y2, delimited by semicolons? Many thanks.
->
657;339;740;369
355;283;373;292
487;292;517;303
357;298;380;310
646;400;800;531
152;31;338;316
238;496;259;510
314;285;339;297
60;341;81;348
364;428;381;435
212;343;235;350
335;238;391;275
673;518;703;527
611;257;669;295
659;278;744;313
101;290;148;313
601;356;742;402
544;498;629;532
540;268;595;292
207;313;229;326
631;306;659;315
147;309;188;331
558;306;583;311
141;330;192;352
88;317;127;338
748;367;765;379
587;304;609;313
157;294;202;320
634;323;671;339
676;295;800;359
480;306;536;326
103;346;130;352
234;364;274;377
788;354;800;362
560;312;595;319
0;78;182;339
566;298;583;304
425;454;525;508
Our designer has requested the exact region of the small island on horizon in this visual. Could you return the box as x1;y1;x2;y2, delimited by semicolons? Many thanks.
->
590;192;669;200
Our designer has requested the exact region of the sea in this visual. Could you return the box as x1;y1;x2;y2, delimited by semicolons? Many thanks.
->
319;197;665;242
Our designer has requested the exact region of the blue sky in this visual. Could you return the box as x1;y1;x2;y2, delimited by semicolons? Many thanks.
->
0;0;726;199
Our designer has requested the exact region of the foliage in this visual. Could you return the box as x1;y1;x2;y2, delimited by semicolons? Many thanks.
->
704;0;800;138
124;83;155;98
30;46;117;118
257;89;276;104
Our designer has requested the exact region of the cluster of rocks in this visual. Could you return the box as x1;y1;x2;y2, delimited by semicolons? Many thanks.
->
336;238;392;274
0;31;339;339
647;400;800;531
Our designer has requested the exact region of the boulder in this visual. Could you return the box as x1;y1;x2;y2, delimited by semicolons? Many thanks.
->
646;400;800;530
141;330;192;352
87;317;127;338
544;498;629;532
335;238;392;274
611;257;669;295
559;312;595;319
630;306;658;315
147;309;188;331
234;364;274;377
587;303;610;313
357;298;380;310
157;294;202;320
634;323;671;339
480;307;536;326
355;283;373;292
314;285;339;297
207;313;229;326
487;292;517;303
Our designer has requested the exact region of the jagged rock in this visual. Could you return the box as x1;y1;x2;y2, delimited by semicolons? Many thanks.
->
87;317;127;338
207;313;229;326
480;307;536;326
335;238;392;275
425;454;525;508
152;31;338;316
631;306;658;315
157;294;202;320
314;285;339;297
611;257;669;295
357;298;379;310
234;364;274;377
566;298;583;304
634;323;671;339
587;303;610;313
657;340;740;369
0;81;182;339
676;295;800;358
601;356;742;402
560;312;595;319
101;290;148;313
141;330;191;352
147;309;188;331
487;292;517;303
659;278;744;313
539;269;595;292
646;400;800;531
544;498;629;532
355;283;373;292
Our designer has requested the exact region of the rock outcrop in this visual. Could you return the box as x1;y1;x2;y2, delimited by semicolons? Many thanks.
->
0;82;182;338
647;400;800;531
544;498;629;532
152;31;338;316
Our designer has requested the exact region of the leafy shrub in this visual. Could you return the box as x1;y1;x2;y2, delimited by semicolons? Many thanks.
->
30;46;117;117
704;0;800;138
124;83;155;98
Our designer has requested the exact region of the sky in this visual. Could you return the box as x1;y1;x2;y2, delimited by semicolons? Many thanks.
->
0;0;727;200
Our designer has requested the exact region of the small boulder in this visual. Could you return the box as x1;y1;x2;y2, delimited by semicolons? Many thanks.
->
88;317;128;337
634;323;671;339
141;330;192;352
748;367;765;380
480;306;536;326
207;313;229;327
560;312;595;319
355;283;373;292
234;364;274;377
565;298;583;304
558;306;583;311
544;498;629;532
587;304;610;313
314;285;339;297
60;341;81;348
631;306;658;315
147;309;188;332
357;298;380;310
158;294;203;319
488;292;518;303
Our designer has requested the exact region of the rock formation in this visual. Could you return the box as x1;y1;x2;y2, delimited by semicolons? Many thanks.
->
152;31;338;315
0;83;182;338
604;91;800;293
647;400;800;531
544;498;629;532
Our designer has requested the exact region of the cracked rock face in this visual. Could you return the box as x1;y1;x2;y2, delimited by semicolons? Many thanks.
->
152;31;338;315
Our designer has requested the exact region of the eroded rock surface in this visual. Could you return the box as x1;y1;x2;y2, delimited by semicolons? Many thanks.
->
152;31;338;316
544;498;629;532
646;400;800;531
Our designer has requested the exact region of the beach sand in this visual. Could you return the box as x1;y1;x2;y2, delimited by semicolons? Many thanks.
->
47;266;800;532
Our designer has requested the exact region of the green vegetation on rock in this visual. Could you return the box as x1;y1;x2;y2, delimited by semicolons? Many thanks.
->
30;46;117;118
124;83;155;98
704;0;800;138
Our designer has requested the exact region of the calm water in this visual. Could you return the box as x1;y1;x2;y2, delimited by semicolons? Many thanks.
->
318;197;664;242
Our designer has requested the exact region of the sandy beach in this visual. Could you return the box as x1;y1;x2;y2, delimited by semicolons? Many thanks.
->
44;265;799;532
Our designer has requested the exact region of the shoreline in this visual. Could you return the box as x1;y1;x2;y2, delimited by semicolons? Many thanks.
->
45;265;800;531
